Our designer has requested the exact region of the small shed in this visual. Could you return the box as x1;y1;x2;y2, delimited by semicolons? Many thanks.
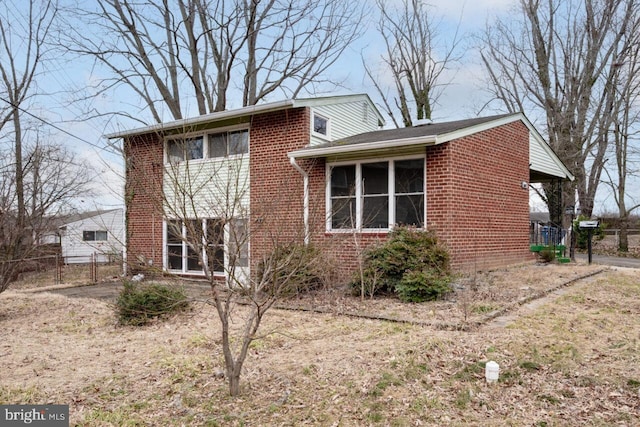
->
59;209;124;264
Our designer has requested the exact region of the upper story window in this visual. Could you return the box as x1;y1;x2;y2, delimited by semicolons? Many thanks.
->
166;128;248;163
167;136;204;163
83;230;108;241
328;157;425;231
313;113;330;138
209;130;249;158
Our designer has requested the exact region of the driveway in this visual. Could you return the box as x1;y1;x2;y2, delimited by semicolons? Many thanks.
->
28;281;212;302
575;253;640;269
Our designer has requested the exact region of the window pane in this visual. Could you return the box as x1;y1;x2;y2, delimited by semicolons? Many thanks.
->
186;137;203;160
210;247;225;273
206;219;225;273
396;195;424;227
229;130;248;155
331;197;356;228
395;159;424;193
207;219;224;246
363;196;389;228
362;162;388;195
208;133;227;158
95;231;108;241
331;165;355;197
167;245;183;270
187;245;201;271
82;231;95;241
229;219;248;267
167;140;184;163
167;221;182;244
314;115;327;135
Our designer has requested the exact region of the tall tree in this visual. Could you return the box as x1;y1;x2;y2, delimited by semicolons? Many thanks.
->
602;30;640;251
0;0;57;231
60;0;364;124
364;0;462;128
479;0;639;219
0;0;61;292
0;138;91;293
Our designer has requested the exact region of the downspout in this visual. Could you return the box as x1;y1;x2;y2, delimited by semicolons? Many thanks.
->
289;156;310;245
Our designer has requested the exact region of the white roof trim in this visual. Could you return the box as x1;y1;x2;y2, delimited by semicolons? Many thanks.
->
288;135;437;159
105;93;384;139
105;100;295;139
288;112;574;181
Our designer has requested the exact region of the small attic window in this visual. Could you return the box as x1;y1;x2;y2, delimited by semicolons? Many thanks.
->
313;113;329;138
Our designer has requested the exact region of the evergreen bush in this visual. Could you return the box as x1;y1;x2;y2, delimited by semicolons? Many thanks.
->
354;228;452;302
116;281;189;326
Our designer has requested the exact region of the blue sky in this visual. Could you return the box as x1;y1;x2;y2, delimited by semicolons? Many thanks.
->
8;0;623;215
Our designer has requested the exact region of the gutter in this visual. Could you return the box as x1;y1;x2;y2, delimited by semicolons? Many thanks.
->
287;135;438;159
105;99;296;140
289;156;310;245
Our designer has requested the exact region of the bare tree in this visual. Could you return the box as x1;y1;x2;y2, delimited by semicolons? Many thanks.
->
59;0;365;124
0;1;66;293
364;0;463;128
0;139;92;292
125;129;327;396
602;32;640;252
479;0;640;219
0;0;57;232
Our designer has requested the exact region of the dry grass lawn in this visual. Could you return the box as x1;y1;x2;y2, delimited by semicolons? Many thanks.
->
1;262;639;426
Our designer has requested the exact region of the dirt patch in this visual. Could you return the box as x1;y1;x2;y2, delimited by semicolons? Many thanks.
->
2;262;638;426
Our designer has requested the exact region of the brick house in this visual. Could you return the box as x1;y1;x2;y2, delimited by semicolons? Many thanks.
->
106;94;572;282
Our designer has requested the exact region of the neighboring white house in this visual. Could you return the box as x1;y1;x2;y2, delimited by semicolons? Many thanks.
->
59;209;124;264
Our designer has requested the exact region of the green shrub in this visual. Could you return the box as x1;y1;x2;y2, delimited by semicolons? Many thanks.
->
396;269;451;303
538;247;556;263
354;228;452;302
116;281;189;326
257;243;326;298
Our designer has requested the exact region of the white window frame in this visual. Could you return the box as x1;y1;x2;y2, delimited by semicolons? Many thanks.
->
326;155;426;232
82;230;108;241
312;112;331;140
164;125;249;164
163;218;248;277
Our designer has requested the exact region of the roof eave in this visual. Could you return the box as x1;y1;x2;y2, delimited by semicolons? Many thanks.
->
105;99;296;139
288;136;438;159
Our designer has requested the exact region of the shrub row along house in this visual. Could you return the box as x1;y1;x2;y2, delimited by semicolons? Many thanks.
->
106;94;572;283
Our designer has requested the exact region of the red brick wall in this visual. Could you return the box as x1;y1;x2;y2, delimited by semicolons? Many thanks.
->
123;133;164;271
426;121;534;271
305;120;534;281
124;110;533;280
249;108;310;264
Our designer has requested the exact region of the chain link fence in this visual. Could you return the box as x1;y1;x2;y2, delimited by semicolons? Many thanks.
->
7;254;123;290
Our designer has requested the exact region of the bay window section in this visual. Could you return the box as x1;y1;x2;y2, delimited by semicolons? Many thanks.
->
328;158;425;231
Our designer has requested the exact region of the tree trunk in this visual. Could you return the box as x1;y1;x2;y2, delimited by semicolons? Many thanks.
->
619;218;629;252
